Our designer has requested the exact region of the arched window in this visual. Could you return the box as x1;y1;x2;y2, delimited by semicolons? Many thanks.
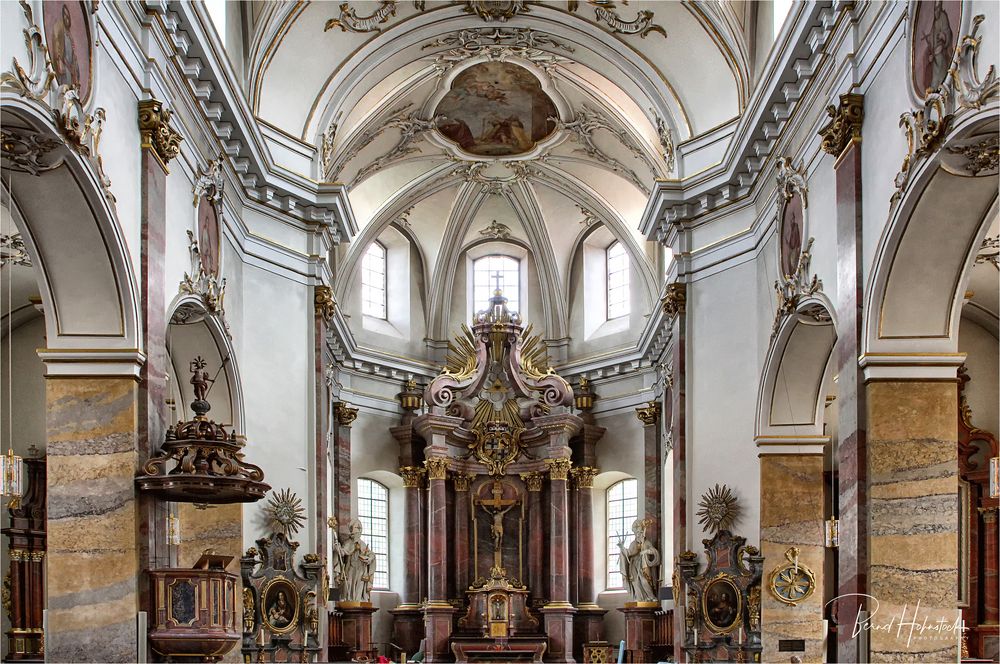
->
606;242;630;319
357;478;389;589
473;255;520;314
606;478;638;589
361;242;387;319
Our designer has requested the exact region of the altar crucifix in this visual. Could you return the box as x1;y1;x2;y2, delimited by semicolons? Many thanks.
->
476;480;517;569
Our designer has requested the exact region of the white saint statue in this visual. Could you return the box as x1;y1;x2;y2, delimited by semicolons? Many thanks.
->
618;519;661;603
339;518;377;603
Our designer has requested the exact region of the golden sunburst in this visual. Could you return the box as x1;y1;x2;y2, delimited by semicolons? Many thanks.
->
265;488;306;537
696;483;739;534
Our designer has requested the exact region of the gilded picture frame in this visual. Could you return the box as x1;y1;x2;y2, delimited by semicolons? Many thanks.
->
702;574;742;635
261;577;300;635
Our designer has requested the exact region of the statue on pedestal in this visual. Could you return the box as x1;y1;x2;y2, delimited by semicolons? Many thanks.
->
618;519;660;603
337;518;376;603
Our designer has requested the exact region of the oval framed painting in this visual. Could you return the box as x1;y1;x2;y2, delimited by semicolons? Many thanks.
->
779;191;805;279
43;1;94;104
196;194;221;277
702;576;742;634
261;577;299;634
909;0;963;100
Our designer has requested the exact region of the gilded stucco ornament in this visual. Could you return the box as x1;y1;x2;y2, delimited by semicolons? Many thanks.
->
635;401;661;426
661;282;686;318
546;458;572;481
0;126;63;176
324;1;398;33
696;484;740;535
425;456;451;480
399;466;426;488
771;237;825;339
571;1;666;39
265;488;307;538
179;230;228;323
314;285;336;322
0;234;32;268
333;402;359;427
463;0;530;22
818;93;864;158
768;547;816;606
137;99;183;169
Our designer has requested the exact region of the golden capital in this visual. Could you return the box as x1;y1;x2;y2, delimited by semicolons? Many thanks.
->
137;99;183;171
399;466;426;488
635;401;661;426
424;456;450;480
453;472;475;492
661;282;686;317
334;401;359;426
818;93;864;158
978;505;998;523
315;285;336;321
546;458;572;481
520;471;543;492
570;466;599;489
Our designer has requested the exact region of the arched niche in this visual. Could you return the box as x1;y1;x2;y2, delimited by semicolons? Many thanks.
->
756;296;837;438
165;296;244;432
1;101;141;369
864;113;999;359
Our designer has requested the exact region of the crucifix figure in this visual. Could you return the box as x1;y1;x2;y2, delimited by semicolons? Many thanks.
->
492;271;503;294
477;480;517;568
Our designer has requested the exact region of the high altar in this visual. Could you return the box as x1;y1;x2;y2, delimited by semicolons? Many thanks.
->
390;288;608;663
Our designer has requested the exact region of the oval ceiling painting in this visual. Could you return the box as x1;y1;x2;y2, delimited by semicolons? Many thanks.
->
435;62;558;157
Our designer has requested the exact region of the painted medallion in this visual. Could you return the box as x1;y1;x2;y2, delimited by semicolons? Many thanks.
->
779;192;804;278
911;0;962;98
434;62;558;157
261;578;299;634
703;577;741;633
197;195;221;277
43;1;93;103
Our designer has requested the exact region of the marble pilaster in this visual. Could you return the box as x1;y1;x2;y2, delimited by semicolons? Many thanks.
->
759;453;826;662
866;380;959;662
45;377;141;662
521;471;545;605
636;402;662;553
333;402;357;540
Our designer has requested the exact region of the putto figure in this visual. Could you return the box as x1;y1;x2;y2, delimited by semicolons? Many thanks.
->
618;519;661;603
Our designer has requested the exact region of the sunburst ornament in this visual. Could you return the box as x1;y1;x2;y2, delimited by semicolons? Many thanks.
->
696;483;740;534
265;488;306;537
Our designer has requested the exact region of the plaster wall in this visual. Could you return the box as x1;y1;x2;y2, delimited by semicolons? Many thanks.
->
959;318;1000;437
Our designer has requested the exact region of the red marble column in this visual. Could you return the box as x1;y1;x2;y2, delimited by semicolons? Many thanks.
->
636;403;662;553
332;402;358;541
392;465;426;657
822;94;867;663
543;457;576;663
520;471;545;605
313;288;334;575
423;456;455;663
980;507;999;625
453;473;474;596
568;473;579;606
661;284;687;663
572;466;605;658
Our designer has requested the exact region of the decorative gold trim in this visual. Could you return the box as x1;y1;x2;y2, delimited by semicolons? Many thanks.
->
137;99;182;172
767;547;816;606
570;466;598;489
661;282;686;317
818;93;864;158
546;458;572;481
333;402;358;426
701;574;743;635
424;456;450;480
261;577;300;635
635;401;660;426
314;285;336;322
452;472;475;492
399;465;426;488
519;471;543;492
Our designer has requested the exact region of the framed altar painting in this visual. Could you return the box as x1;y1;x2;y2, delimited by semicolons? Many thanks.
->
703;576;742;634
261;578;299;634
43;1;94;104
910;0;963;99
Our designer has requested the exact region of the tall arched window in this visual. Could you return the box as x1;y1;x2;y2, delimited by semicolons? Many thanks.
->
361;242;387;319
356;478;389;589
607;241;630;319
606;478;638;589
473;255;520;313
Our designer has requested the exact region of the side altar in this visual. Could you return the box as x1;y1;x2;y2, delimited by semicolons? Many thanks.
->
389;287;610;663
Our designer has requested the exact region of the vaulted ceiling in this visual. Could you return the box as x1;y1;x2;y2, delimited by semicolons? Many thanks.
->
243;1;751;335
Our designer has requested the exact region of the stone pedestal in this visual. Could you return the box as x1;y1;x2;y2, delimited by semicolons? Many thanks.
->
338;604;378;661
423;604;457;663
540;604;576;663
618;604;658;664
573;606;607;662
390;606;425;659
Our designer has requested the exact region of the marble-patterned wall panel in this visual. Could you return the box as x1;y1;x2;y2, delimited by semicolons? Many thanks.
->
867;381;958;662
177;503;243;569
46;377;140;663
760;454;826;662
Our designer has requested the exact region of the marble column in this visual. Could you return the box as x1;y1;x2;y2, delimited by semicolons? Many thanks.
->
332;402;358;541
392;466;426;657
980;507;998;626
571;466;604;659
543;457;576;663
520;471;544;606
819;93;867;663
423;456;455;663
758;449;827;663
314;287;335;571
636;402;662;551
44;375;141;662
866;379;959;662
453;472;474;597
661;282;687;664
